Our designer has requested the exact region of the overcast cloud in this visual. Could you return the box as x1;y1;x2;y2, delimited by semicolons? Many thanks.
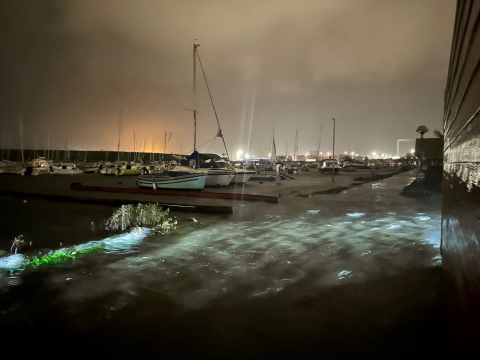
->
0;0;456;156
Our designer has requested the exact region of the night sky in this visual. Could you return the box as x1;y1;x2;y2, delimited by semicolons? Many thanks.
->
0;0;456;157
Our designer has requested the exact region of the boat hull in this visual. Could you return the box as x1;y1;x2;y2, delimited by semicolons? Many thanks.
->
137;174;207;190
84;167;99;173
204;173;234;187
53;169;84;175
100;167;116;175
231;171;254;184
115;169;141;176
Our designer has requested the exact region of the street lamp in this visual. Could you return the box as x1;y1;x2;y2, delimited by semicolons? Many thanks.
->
416;125;429;173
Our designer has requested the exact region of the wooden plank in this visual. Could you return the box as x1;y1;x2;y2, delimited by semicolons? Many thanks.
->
0;190;233;214
70;182;279;203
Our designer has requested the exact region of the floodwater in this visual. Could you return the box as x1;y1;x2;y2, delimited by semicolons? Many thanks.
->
0;172;445;358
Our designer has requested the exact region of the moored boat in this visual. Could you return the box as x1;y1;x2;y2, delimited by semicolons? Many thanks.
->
1;161;24;175
321;159;341;174
53;163;83;175
231;168;255;184
21;157;52;176
342;163;357;172
137;173;207;190
114;163;141;176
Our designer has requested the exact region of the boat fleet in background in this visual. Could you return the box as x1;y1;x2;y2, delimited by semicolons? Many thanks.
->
0;152;256;190
0;150;410;191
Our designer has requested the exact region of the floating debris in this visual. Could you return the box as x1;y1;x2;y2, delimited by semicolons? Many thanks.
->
10;236;25;254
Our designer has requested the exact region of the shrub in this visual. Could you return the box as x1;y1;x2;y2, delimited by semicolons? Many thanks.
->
105;203;176;232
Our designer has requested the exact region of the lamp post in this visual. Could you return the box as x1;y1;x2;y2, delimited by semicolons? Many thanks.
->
416;125;429;176
332;118;335;183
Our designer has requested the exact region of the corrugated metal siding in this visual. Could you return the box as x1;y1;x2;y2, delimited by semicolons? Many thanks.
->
442;1;480;356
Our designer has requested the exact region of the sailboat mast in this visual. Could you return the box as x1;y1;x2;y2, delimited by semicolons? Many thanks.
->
317;124;323;161
294;129;298;160
151;137;155;163
19;116;24;163
117;110;122;162
47;131;50;159
7;133;11;160
164;130;167;153
193;43;200;152
1;133;5;160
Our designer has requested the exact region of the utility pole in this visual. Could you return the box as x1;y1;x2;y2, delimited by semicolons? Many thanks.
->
332;118;335;183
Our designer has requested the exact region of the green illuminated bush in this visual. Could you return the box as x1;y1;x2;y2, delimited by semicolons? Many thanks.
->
23;244;105;269
105;203;176;232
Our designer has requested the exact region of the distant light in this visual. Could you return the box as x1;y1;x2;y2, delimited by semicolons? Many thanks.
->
320;152;323;155
355;154;358;156
373;152;376;156
344;151;347;154
410;149;415;153
268;153;271;157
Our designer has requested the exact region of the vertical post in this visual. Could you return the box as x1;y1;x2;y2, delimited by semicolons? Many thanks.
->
420;133;424;173
117;110;122;162
19;116;24;164
332;117;335;183
7;133;11;160
1;133;5;160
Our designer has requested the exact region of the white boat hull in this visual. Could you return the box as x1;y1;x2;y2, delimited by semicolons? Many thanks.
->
231;171;254;184
84;167;99;173
53;169;84;175
204;173;234;187
100;167;116;175
24;168;50;176
138;174;207;190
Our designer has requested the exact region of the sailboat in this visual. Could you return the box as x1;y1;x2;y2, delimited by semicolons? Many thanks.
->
20;157;52;176
166;43;236;187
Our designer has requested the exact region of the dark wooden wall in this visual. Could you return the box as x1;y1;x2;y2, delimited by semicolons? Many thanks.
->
442;0;480;357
